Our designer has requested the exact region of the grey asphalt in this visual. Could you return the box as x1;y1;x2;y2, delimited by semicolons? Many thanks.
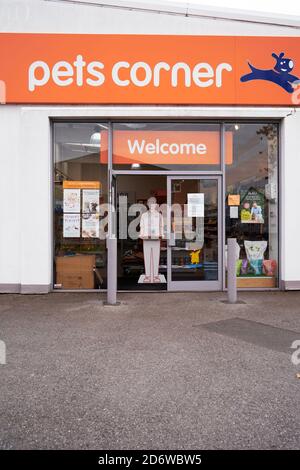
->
0;291;300;450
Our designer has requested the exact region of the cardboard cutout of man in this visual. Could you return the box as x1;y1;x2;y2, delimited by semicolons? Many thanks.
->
138;197;166;283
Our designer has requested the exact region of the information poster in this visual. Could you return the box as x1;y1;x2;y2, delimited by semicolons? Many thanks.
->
187;193;204;217
82;189;100;214
82;214;99;238
63;188;81;213
63;214;80;238
240;188;264;224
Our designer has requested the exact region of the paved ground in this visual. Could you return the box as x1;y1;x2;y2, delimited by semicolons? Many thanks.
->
0;291;300;450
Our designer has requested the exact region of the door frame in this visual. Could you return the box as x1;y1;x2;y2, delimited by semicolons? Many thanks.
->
166;175;222;291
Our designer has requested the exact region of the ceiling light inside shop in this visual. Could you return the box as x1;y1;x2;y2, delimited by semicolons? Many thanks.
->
234;124;240;130
131;163;141;169
90;131;101;146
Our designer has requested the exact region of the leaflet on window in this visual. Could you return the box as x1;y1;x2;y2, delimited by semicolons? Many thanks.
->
187;193;204;217
82;189;100;214
63;188;81;213
82;214;100;238
63;214;80;238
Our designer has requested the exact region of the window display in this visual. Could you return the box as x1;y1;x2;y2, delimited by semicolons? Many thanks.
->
53;123;108;290
225;123;279;288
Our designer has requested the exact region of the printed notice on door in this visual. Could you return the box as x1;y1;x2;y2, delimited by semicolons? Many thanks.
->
187;193;204;217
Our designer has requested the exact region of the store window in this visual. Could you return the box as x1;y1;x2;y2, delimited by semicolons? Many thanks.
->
112;122;223;171
53;122;108;290
225;123;279;288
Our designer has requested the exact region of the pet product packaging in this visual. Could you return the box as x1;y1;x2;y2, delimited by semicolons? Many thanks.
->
263;259;277;276
244;241;267;275
236;259;242;276
241;259;249;275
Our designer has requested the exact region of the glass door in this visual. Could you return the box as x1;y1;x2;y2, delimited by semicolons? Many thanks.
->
167;176;221;291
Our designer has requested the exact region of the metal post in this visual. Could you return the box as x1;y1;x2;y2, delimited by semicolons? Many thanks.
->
107;236;118;305
227;238;237;304
106;121;119;306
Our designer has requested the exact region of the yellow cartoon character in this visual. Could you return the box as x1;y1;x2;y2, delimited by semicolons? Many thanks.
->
190;249;201;264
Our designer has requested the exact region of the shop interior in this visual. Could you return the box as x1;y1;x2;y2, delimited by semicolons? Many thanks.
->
116;175;219;290
116;175;167;290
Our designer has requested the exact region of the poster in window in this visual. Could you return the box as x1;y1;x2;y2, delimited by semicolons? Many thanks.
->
240;188;264;224
82;189;100;214
187;193;204;217
63;188;81;213
63;214;80;238
82;213;100;238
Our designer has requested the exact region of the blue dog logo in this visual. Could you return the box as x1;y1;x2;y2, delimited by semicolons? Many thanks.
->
240;52;299;93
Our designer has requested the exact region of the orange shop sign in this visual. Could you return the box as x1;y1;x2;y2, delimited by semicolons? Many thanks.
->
1;34;300;105
101;130;233;165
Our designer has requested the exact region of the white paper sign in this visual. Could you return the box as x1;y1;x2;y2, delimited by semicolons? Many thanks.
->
63;188;81;213
63;214;80;238
187;193;204;217
82;189;100;213
230;206;239;219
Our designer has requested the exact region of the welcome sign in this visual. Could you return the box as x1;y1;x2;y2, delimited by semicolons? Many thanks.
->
0;34;300;105
101;130;233;165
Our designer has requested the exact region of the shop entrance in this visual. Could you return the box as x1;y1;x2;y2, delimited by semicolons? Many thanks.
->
116;174;222;291
167;176;221;291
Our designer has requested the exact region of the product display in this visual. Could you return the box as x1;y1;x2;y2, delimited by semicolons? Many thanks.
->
190;249;201;264
250;259;263;275
236;259;242;276
240;259;249;275
263;259;277;276
244;240;268;275
244;240;267;260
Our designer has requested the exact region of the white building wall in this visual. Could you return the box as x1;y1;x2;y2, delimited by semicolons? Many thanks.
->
1;0;300;36
0;0;299;291
281;111;300;288
18;109;52;293
0;107;21;291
